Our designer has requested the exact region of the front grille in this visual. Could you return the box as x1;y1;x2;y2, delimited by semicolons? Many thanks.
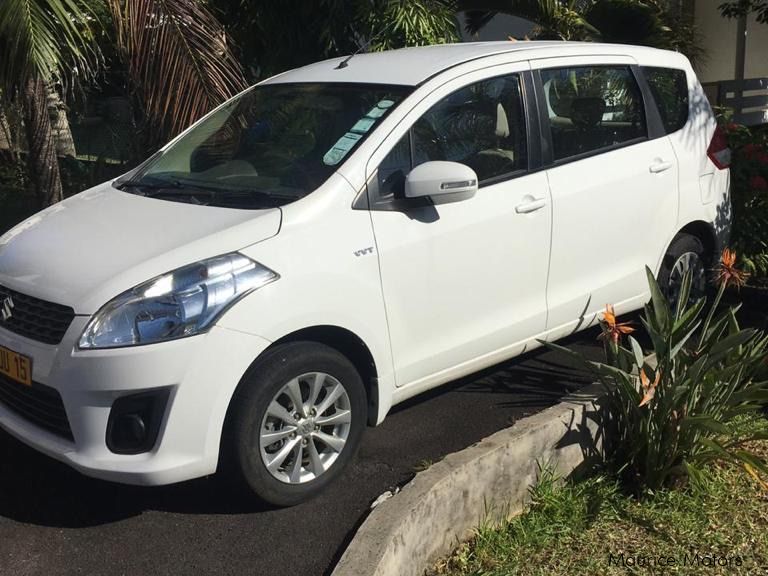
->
0;285;75;345
0;373;73;440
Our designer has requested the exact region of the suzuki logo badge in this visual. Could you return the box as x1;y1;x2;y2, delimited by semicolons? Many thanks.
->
1;295;14;322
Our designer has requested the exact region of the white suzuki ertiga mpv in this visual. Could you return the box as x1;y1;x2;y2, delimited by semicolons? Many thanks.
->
0;42;730;505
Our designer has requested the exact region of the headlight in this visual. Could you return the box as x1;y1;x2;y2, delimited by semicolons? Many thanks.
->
78;253;277;349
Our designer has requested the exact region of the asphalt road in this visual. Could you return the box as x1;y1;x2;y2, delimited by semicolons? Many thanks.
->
0;331;604;576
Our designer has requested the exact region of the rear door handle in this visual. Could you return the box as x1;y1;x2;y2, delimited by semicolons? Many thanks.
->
515;198;547;214
649;160;673;173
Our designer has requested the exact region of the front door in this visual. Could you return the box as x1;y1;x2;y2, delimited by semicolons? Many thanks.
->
367;68;552;388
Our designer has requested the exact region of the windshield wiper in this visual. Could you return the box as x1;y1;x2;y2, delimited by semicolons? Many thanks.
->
116;175;183;191
117;177;302;207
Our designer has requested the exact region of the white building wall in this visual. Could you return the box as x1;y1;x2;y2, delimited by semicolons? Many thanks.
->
695;0;768;83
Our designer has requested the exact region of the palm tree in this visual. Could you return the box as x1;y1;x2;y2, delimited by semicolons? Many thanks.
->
108;0;248;149
0;0;97;207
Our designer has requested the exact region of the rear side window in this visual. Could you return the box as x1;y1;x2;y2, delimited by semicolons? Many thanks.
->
540;66;647;162
643;67;689;134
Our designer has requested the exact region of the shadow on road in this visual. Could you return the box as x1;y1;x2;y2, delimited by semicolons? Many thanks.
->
0;328;604;533
0;433;275;527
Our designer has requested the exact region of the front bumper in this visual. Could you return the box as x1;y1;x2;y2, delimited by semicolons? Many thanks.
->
0;318;271;485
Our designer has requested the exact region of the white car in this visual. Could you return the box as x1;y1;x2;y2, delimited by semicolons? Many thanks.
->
0;42;730;505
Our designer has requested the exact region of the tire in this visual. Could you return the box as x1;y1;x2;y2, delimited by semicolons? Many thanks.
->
657;233;709;310
222;342;367;507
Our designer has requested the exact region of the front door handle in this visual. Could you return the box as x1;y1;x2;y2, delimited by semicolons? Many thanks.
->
515;198;547;214
649;160;673;173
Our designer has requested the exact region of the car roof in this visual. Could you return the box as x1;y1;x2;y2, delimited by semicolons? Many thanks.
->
264;41;682;87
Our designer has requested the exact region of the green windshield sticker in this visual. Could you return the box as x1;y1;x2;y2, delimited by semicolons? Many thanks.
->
322;99;396;165
366;107;386;119
323;132;363;166
365;99;395;119
351;117;376;134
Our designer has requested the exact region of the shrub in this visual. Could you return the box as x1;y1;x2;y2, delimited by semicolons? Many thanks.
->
548;253;768;494
0;156;36;235
721;120;768;279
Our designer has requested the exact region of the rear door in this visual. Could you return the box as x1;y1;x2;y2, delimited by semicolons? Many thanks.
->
531;57;679;333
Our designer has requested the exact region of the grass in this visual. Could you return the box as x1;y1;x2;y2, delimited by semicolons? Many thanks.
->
433;415;768;576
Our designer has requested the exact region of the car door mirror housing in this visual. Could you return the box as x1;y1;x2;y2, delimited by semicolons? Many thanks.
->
405;161;478;204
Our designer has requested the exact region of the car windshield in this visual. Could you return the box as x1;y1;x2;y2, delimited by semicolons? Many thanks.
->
116;82;413;208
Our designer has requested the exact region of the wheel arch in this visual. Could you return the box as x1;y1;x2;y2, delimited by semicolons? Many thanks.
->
677;221;717;265
234;325;381;427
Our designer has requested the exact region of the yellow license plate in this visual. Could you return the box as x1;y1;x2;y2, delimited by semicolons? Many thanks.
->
0;345;32;386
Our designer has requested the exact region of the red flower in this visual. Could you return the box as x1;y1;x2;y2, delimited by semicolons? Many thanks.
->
759;152;768;166
726;122;740;132
750;175;768;190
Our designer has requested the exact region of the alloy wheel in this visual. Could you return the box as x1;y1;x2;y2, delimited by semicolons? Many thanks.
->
667;251;707;309
259;372;352;484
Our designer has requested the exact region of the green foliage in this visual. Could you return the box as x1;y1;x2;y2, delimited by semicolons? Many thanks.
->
359;0;460;51
0;0;99;95
459;0;706;65
217;0;460;81
719;0;768;24
461;0;598;40
437;425;768;575
719;118;768;278
547;268;768;494
0;155;35;234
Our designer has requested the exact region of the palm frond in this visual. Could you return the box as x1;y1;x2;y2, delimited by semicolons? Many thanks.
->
109;0;247;141
457;0;597;39
0;0;96;95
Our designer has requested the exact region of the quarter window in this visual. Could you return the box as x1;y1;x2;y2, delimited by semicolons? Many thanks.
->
643;67;689;134
541;66;647;162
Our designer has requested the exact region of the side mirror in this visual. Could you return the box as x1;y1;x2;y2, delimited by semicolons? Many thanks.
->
405;161;478;204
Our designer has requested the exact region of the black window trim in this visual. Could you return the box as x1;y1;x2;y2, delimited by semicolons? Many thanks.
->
532;64;665;169
359;69;537;212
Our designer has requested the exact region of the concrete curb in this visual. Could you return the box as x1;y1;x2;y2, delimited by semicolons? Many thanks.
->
332;382;607;576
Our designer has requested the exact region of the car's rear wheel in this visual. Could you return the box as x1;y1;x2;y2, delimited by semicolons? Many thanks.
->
224;342;366;506
658;233;709;311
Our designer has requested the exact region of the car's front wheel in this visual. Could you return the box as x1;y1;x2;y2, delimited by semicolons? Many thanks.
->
224;342;367;506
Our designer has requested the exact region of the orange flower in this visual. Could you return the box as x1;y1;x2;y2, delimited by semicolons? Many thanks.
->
714;248;749;288
598;304;635;344
638;369;661;408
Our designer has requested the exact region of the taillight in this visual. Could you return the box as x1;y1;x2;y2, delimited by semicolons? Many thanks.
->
707;124;731;169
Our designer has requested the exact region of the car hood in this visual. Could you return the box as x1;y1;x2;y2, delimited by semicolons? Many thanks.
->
0;183;282;314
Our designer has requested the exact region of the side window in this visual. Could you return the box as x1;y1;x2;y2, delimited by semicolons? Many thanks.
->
413;74;527;183
541;66;647;162
374;73;527;199
643;67;689;134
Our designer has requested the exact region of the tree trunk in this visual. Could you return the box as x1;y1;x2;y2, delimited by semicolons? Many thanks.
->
22;76;63;207
0;105;11;155
47;83;77;158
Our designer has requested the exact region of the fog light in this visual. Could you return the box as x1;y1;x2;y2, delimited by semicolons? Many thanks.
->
106;389;170;454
